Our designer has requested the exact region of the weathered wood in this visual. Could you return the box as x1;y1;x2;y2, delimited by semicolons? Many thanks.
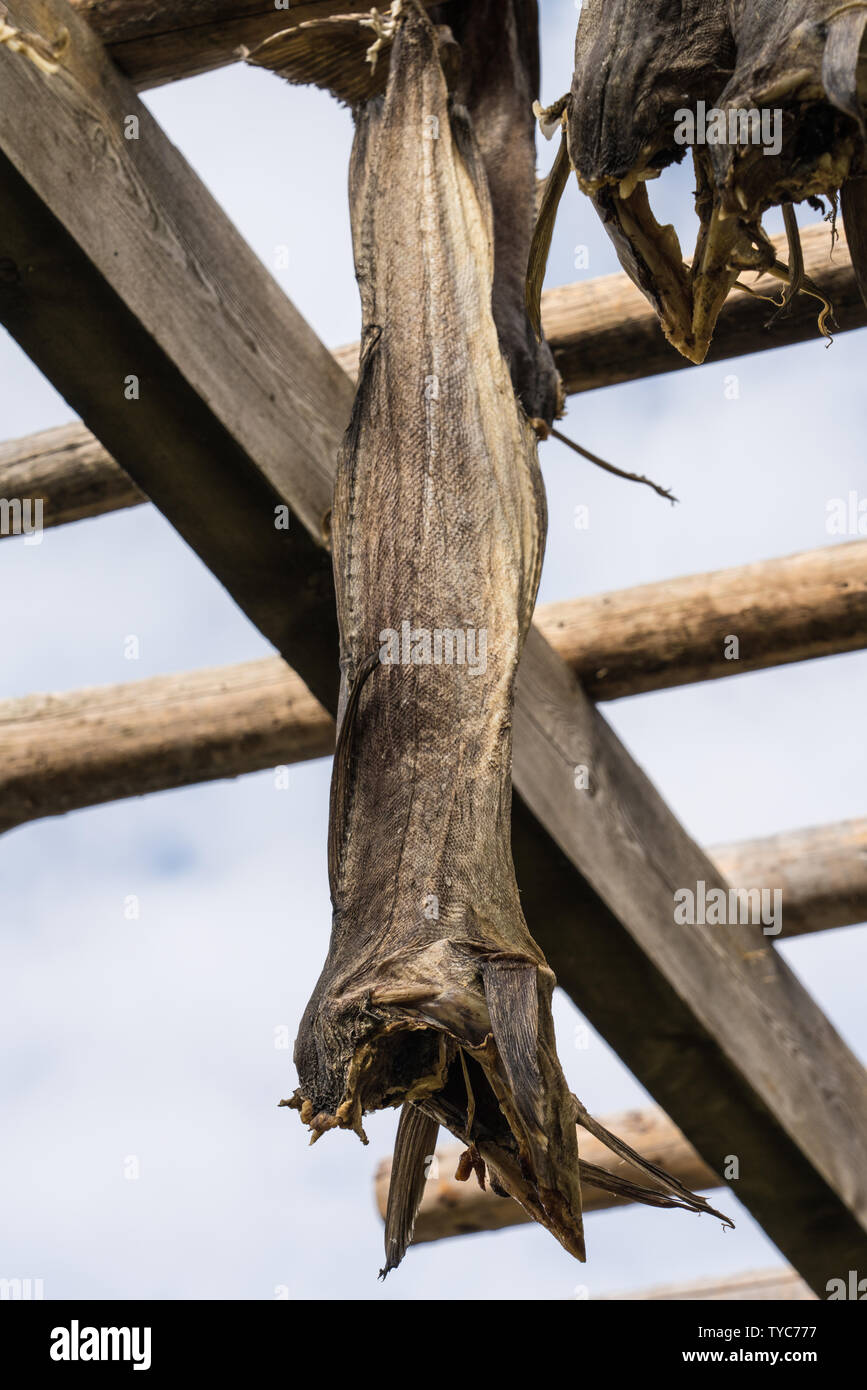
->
3;659;865;939
3;0;866;1292
331;223;866;393
3;225;862;546
600;1269;816;1301
0;661;334;834
375;1107;718;1243
69;0;454;89
0;0;348;711
511;625;867;1293
0;423;144;529
536;539;867;701
712;819;867;939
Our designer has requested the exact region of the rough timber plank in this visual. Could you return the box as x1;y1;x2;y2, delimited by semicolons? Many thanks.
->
0;0;349;711
512;627;867;1293
69;1;454;89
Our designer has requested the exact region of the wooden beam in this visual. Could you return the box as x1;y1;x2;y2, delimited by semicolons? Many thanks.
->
7;433;867;710
713;819;867;939
374;1107;718;1244
0;423;144;530
510;626;867;1293
69;1;453;89
3;657;865;940
599;1269;816;1301
3;2;865;1293
0;661;334;834
0;0;349;712
3;227;863;541
334;223;865;396
536;539;867;701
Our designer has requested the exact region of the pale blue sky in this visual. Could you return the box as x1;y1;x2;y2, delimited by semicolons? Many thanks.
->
1;0;865;1299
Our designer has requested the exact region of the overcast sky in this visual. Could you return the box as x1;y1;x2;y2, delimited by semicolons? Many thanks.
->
1;0;865;1301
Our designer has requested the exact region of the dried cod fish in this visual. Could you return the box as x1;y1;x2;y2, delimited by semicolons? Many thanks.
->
530;0;867;363
249;0;731;1272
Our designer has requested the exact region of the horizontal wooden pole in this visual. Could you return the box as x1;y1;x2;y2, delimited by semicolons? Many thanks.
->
537;538;867;700
599;1268;816;1301
0;422;144;529
2;226;862;538
712;818;867;939
0;660;334;834
70;1;452;89
374;1107;718;1244
334;224;866;394
4;414;866;699
2;660;865;938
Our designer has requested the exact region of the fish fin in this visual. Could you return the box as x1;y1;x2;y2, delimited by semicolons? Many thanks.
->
480;957;543;1130
579;1160;732;1225
380;1103;440;1278
573;1097;734;1229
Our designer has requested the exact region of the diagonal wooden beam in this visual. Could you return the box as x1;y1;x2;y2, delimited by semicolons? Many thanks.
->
0;0;348;712
2;0;865;1293
69;0;455;89
512;629;867;1293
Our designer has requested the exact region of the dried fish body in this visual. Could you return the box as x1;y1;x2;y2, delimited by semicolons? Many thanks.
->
251;1;732;1271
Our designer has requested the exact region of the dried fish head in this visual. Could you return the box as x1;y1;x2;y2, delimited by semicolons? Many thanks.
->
554;0;867;361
